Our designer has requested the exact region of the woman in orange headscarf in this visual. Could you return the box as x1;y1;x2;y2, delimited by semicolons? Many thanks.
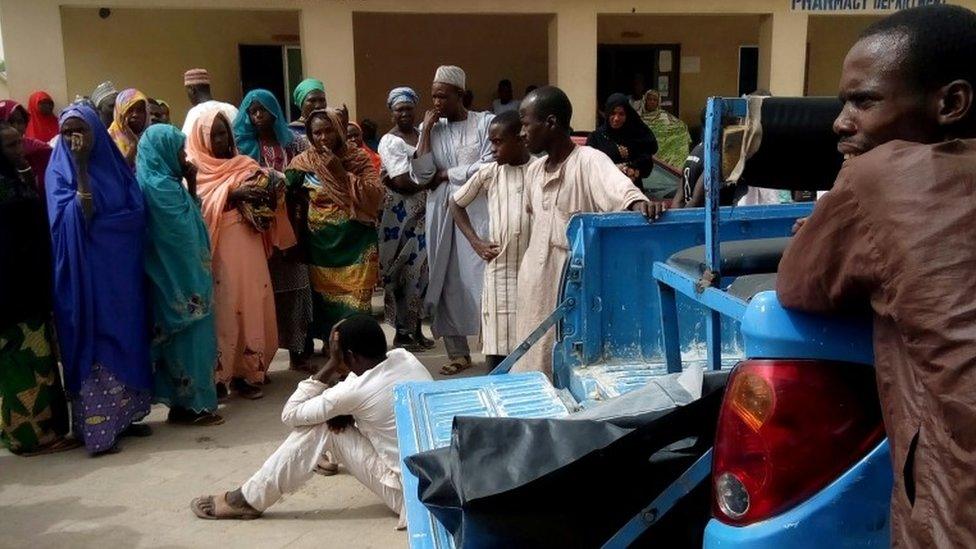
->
108;88;150;167
25;91;59;143
187;105;295;400
285;109;384;341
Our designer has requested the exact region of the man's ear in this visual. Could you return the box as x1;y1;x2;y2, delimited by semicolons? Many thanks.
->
937;79;974;128
545;114;558;131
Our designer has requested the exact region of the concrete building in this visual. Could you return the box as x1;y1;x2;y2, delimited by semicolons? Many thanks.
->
0;0;961;132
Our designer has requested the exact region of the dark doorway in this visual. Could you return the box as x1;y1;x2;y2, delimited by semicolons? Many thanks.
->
597;44;681;117
239;45;288;121
738;46;759;96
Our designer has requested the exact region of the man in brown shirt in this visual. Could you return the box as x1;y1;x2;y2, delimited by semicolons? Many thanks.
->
777;6;976;547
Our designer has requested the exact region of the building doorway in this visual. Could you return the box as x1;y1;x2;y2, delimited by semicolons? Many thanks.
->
239;44;304;121
597;44;681;117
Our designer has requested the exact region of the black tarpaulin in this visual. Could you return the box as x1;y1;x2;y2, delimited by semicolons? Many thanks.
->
405;378;727;548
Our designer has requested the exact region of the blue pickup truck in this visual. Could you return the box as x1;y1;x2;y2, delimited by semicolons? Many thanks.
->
394;97;891;548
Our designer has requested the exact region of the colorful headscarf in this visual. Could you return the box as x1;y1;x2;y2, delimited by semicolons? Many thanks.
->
292;78;326;111
25;91;59;142
233;89;294;162
108;88;150;166
47;103;151;393
288;109;384;225
187;105;295;253
387;86;419;110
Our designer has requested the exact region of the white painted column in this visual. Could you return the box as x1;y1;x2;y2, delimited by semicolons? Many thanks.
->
758;10;809;96
548;4;598;130
299;2;357;118
0;0;69;104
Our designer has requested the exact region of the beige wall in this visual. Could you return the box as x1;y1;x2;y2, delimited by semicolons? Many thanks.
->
60;7;300;126
352;13;550;132
806;15;882;96
599;15;761;125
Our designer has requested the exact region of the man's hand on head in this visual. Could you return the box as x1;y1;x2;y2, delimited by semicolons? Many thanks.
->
630;200;668;221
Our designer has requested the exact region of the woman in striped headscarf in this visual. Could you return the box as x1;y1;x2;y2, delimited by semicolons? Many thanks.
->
376;87;432;350
284;109;384;341
108;88;150;167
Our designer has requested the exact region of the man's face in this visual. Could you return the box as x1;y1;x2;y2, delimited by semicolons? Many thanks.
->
519;97;549;155
834;34;941;159
489;123;524;166
98;93;117;125
302;90;327;119
432;83;462;118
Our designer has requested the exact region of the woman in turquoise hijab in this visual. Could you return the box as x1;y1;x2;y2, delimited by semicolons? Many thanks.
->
233;89;296;171
234;88;313;371
136;124;223;426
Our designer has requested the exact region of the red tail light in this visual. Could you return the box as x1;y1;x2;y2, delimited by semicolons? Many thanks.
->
712;359;884;525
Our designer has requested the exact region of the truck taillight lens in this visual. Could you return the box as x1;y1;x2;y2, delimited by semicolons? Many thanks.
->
712;360;884;525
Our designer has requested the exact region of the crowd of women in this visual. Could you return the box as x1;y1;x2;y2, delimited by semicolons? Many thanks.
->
0;66;693;458
0;74;430;457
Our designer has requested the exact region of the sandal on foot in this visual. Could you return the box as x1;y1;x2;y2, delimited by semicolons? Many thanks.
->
19;437;82;457
121;423;153;438
231;380;264;400
439;357;473;376
191;493;262;520
168;409;225;427
314;462;339;476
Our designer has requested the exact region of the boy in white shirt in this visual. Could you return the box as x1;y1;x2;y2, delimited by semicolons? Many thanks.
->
449;111;532;372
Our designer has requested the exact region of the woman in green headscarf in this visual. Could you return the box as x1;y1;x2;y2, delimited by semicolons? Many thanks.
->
136;124;223;426
639;90;692;170
288;79;328;152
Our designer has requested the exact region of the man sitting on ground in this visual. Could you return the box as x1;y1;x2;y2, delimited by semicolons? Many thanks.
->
190;314;432;526
777;5;976;545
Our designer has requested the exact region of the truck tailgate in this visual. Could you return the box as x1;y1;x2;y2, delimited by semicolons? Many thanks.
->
394;372;570;549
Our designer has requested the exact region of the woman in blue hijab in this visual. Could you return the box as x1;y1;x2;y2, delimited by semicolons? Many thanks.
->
233;89;295;172
46;103;154;455
136;124;223;426
233;89;312;372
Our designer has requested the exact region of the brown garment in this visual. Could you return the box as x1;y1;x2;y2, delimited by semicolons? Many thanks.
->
777;139;976;548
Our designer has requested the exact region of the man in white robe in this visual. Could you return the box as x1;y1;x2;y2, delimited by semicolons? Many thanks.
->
513;86;665;379
411;65;494;373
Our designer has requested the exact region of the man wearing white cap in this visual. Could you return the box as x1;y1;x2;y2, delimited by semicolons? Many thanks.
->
181;68;239;150
411;65;494;374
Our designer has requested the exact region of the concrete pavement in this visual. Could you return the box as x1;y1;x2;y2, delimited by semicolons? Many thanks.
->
0;321;487;549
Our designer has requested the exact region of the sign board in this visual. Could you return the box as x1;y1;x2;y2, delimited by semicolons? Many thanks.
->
791;0;945;12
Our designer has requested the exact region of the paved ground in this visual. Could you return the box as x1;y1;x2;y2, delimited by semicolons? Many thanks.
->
0;304;488;549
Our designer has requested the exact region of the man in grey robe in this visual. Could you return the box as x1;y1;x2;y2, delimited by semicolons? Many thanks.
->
411;65;494;374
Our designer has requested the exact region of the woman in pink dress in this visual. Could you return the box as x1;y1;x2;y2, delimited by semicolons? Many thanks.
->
186;105;295;400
